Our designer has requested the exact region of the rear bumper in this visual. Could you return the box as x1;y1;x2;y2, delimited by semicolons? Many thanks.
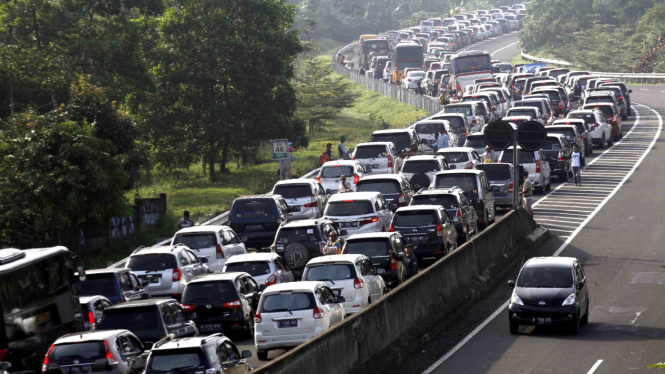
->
195;315;247;333
238;231;278;249
547;161;567;173
412;240;445;259
337;222;383;239
255;328;324;351
291;206;320;220
494;194;514;206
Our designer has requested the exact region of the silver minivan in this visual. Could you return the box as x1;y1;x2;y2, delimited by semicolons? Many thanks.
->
476;163;517;209
171;226;247;273
272;180;329;219
351;142;398;174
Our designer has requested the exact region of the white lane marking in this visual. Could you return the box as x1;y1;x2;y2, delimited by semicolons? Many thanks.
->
421;104;663;374
640;88;650;91
490;41;519;55
587;360;604;374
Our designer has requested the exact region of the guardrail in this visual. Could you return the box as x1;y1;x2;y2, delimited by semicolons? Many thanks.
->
521;50;665;84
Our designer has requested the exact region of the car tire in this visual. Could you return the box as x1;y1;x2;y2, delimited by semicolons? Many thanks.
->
609;132;615;145
257;350;269;361
600;135;606;149
581;308;589;326
571;313;581;335
509;320;519;334
246;313;255;339
284;242;311;270
546;178;552;191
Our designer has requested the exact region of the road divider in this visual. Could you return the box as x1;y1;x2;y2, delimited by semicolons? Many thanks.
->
254;208;548;374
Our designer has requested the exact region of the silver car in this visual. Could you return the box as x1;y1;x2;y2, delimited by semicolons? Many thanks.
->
476;163;517;209
272;180;329;219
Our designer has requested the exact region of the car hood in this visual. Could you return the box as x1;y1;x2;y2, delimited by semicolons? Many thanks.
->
516;287;573;301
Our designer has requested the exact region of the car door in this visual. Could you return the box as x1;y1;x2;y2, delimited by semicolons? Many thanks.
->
316;183;328;216
378;195;392;230
173;302;198;337
320;286;345;325
242;275;261;311
186;250;206;277
439;207;456;247
119;333;148;372
222;341;251;374
359;259;383;302
128;273;149;300
118;271;139;302
575;262;589;315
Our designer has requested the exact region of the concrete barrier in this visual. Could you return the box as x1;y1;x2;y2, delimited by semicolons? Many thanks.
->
253;208;548;374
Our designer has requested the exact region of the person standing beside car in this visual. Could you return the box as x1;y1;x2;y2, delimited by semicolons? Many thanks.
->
321;231;342;255
390;244;418;280
394;151;405;174
519;170;533;216
571;144;582;186
435;126;449;151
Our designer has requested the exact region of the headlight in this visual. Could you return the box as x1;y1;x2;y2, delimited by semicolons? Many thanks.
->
510;293;523;306
562;293;576;306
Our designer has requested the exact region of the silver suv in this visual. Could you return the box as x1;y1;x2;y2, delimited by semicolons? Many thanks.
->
126;244;209;298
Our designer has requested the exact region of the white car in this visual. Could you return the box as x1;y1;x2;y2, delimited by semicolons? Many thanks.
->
567;109;613;149
317;160;369;195
441;103;486;132
272;179;328;219
437;147;482;170
399;155;449;191
402;71;426;90
351;142;398;174
323;192;394;238
254;281;346;360
409;120;457;153
499;146;553;193
302;254;386;314
222;252;294;289
171;225;247;273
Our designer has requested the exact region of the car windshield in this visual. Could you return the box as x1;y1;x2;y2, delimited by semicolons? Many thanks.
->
402;160;441;173
543;139;563;151
500;150;536;163
439;152;469;163
370;133;412;151
432;116;465;130
355;145;389;159
325;201;374;216
517;267;574;288
344;239;391;257
80;274;117;298
434;175;478;194
50;342;105;363
273;184;312;199
394;211;438;227
224;262;272;277
233;200;274;218
260;292;317;312
173;233;217;250
464;137;486;148
475;165;511;180
148;349;204;374
356;180;401;194
127;254;177;272
304;263;357;281
586;97;614;104
100;306;160;331
182;281;237;303
585;106;613;117
444;106;472;116
276;227;320;243
321;166;354;178
411;195;459;209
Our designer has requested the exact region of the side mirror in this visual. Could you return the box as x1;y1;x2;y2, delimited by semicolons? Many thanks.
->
628;90;632;93
577;281;584;289
78;266;87;282
241;350;253;359
339;229;348;236
507;280;515;287
376;268;386;275
199;257;209;264
337;296;346;303
187;312;197;320
389;202;398;212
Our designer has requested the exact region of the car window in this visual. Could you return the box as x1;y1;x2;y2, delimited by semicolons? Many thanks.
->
186;250;198;264
245;276;259;293
216;343;230;363
575;262;585;282
321;286;337;304
129;274;141;288
127;254;178;272
126;334;143;353
179;251;190;266
204;345;219;366
220;231;231;245
161;304;175;325
224;342;240;361
274;257;286;271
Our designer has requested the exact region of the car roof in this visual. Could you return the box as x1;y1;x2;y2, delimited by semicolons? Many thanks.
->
553;119;585;124
154;336;230;351
129;246;181;256
445;103;473;107
188;272;249;284
224;253;279;264
263;281;324;293
86;267;130;275
307;254;366;265
404;155;442;162
437;147;475;153
273;179;317;187
281;219;327;228
524;256;577;268
372;128;414;134
328;192;380;202
105;298;174;310
503;116;533;120
548;124;579;130
321;160;358;167
79;295;110;304
56;330;128;344
434;169;484;176
358;174;404;182
0;246;69;273
509;106;540;113
346;232;395;240
546;133;566;140
396;205;442;213
355;142;393;148
431;113;465;119
416;187;464;196
175;225;229;234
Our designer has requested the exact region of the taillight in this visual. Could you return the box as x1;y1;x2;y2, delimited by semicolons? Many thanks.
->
104;340;120;365
509;181;514;193
172;268;182;281
304;195;318;207
619;96;623;99
313;307;325;319
455;208;463;220
391;257;397;270
388;154;393;168
265;274;277;286
216;244;223;259
463;131;467;137
436;222;443;237
408;79;412;82
43;344;55;372
354;277;365;289
180;303;195;311
316;175;321;183
398;193;406;207
254;312;262;323
472;119;478;124
353;173;360;184
223;300;242;308
558;106;562;109
389;223;394;232
536;160;541;174
558;150;564;161
88;311;96;330
0;348;7;361
360;216;379;226
464;162;473;169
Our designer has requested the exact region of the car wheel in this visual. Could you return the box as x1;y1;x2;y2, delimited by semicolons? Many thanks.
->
609;132;615;145
571;313;581;335
257;350;269;361
546;178;552;191
600;135;606;149
509;320;519;334
581;308;589;326
246;313;255;338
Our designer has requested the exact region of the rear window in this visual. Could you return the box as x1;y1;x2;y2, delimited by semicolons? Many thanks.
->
304;263;357;281
411;195;459;209
325;201;374;216
548;69;569;78
543;138;563;151
100;306;161;331
80;274;117;298
148;348;205;373
534;91;559;101
514;101;544;112
507;109;536;118
464;136;486;148
434;175;478;192
276;227;320;243
402;160;441;173
344;239;391;257
224;262;272;277
547;129;576;140
173;233;217;250
432;116;465;130
443;106;472;116
355;145;389;159
415;123;444;134
370;133;412;151
585;106;613;117
321;166;354;178
127;254;178;272
259;292;317;313
500;150;536;163
439;152;469;163
233;199;275;218
394;211;438;227
356;180;401;194
273;184;312;199
475;165;511;180
567;112;596;124
586;97;614;104
182;281;237;303
50;342;105;363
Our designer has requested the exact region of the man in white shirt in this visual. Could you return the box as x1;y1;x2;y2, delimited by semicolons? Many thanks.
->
394;151;405;174
571;144;582;186
435;126;449;151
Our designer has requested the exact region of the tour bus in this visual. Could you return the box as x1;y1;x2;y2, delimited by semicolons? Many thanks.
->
0;246;82;371
450;50;493;96
391;42;425;85
358;34;378;51
359;38;390;71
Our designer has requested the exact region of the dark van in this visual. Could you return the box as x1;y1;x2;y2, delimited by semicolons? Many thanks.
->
80;268;149;304
228;195;293;250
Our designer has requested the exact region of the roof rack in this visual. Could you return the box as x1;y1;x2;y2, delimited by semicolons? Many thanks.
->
153;334;175;349
171;243;187;252
201;333;224;345
131;245;145;255
0;249;26;265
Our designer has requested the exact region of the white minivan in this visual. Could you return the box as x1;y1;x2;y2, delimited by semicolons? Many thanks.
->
323;192;395;238
351;142;397;174
437;147;482;170
317;160;370;195
171;225;247;273
271;180;328;220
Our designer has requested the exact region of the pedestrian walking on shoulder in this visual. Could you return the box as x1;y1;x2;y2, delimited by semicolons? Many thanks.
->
321;231;342;255
571;144;582;186
519;170;533;217
394;151;405;174
435;126;449;151
390;244;418;281
338;136;349;160
177;211;195;230
320;143;332;164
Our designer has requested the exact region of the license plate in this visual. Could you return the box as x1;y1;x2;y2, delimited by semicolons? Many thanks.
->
407;236;426;242
201;324;221;331
66;366;90;374
533;317;551;324
290;206;302;212
278;320;298;328
246;224;263;231
340;222;359;228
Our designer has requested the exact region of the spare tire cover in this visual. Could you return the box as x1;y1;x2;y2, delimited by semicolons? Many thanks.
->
410;172;432;191
284;242;311;270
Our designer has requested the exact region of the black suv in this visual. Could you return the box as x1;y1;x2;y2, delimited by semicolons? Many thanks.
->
228;194;293;250
341;232;407;289
99;299;198;345
543;134;573;181
180;272;261;338
146;334;252;374
355;174;414;208
390;205;458;260
270;218;345;278
79;268;149;304
410;187;478;244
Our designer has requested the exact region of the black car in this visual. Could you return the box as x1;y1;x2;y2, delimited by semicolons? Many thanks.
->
598;80;632;115
228;194;293;250
180;272;260;338
270;218;344;278
389;205;457;260
508;257;590;335
355;174;414;208
99;299;199;345
146;335;252;374
79;268;150;305
553;119;593;156
342;232;407;289
546;124;587;165
409;187;478;244
543;134;573;180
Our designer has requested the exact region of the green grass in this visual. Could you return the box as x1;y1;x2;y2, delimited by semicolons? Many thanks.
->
510;53;529;66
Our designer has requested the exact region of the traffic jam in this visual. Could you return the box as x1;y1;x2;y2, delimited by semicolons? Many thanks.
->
0;2;643;374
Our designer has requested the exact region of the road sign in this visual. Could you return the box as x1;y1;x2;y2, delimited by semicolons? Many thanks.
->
484;121;517;151
270;139;289;160
517;121;547;151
